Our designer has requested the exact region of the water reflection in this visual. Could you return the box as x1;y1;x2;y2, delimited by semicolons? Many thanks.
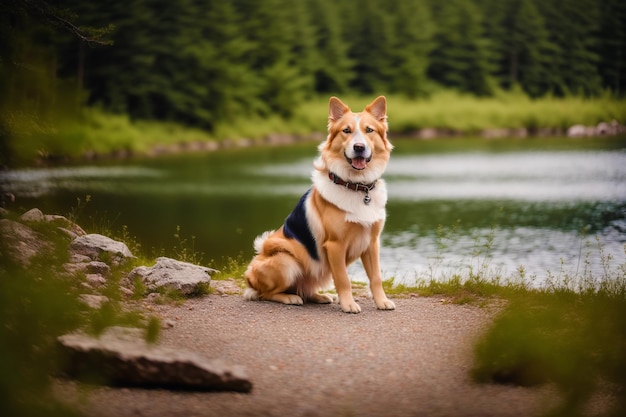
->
386;151;626;202
1;166;163;198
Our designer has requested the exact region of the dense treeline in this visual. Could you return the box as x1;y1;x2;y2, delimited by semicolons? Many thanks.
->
1;0;625;131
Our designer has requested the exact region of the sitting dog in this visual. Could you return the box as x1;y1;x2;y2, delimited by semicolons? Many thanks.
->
244;96;395;313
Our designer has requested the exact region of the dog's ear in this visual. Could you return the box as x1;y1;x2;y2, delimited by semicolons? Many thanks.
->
365;96;387;121
328;97;350;122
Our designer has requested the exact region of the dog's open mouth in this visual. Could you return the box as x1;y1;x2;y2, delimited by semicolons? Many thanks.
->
347;156;369;170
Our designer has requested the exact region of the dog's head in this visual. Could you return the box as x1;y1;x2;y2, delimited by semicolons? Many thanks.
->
317;96;393;184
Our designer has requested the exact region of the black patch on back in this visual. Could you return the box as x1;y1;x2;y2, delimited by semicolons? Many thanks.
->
283;189;319;260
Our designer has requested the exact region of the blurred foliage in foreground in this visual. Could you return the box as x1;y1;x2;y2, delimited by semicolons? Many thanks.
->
0;226;83;416
471;248;626;417
473;291;626;417
0;212;157;416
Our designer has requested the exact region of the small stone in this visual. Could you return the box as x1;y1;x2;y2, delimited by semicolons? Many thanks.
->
120;287;133;297
45;214;87;236
20;208;45;222
86;274;106;287
70;253;92;264
64;261;111;277
71;234;134;265
79;294;109;309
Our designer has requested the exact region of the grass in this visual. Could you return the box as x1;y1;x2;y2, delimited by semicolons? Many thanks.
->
3;89;626;165
294;89;626;133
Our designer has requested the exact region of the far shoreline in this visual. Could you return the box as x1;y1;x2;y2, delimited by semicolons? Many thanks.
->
17;121;626;168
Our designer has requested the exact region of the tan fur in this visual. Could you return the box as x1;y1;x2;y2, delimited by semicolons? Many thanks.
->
244;96;395;313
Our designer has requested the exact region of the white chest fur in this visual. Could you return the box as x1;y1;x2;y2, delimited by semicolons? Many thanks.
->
311;170;387;225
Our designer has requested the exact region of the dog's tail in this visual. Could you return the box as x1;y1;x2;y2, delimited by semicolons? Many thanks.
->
253;230;273;254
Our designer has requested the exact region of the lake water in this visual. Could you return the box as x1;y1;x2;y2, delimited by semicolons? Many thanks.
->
2;137;625;288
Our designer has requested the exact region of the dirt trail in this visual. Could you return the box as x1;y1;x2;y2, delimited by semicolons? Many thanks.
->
55;294;553;417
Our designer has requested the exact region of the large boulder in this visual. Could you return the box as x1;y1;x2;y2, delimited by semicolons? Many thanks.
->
57;327;252;392
71;234;134;265
0;218;53;266
126;257;217;296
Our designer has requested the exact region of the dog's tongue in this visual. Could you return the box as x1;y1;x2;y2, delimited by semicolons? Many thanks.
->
351;157;367;170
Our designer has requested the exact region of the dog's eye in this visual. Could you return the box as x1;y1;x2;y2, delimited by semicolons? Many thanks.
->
342;127;352;134
365;127;374;133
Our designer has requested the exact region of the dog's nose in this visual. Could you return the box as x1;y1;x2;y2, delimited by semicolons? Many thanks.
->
353;143;366;153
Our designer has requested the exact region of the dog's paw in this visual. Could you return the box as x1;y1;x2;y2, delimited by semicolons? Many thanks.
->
272;293;304;305
308;293;335;304
340;299;362;314
375;298;396;310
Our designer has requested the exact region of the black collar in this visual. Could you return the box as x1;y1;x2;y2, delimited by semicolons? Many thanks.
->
328;172;377;205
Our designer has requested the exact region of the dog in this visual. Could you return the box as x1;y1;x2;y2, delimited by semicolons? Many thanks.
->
243;96;395;313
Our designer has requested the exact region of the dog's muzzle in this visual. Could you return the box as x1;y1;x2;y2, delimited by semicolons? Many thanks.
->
345;143;372;170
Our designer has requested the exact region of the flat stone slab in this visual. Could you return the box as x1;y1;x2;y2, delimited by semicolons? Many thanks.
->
57;327;252;393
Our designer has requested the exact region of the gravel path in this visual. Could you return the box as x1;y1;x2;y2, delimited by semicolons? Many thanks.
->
55;293;554;417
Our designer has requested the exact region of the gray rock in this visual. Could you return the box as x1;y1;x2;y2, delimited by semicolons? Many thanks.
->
57;327;252;392
126;257;217;296
46;215;87;238
70;253;92;264
0;219;53;266
19;209;86;235
79;294;110;309
20;208;45;222
71;234;134;265
85;273;106;288
567;124;588;137
64;261;111;277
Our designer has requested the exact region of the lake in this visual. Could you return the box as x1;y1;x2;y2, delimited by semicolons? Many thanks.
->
2;136;625;288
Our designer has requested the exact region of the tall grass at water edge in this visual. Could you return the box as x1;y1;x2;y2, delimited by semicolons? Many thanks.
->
294;90;626;133
4;90;626;164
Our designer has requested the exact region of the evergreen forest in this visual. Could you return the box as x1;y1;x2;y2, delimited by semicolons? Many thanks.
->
1;0;625;140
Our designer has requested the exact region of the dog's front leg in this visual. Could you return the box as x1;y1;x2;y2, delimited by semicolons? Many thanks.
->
361;230;396;311
325;240;361;313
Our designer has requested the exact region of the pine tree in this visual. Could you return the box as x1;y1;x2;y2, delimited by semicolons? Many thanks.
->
388;0;434;98
343;0;396;94
533;0;602;96
503;0;554;97
305;0;353;93
474;0;509;88
233;0;312;117
595;0;626;96
428;0;493;95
